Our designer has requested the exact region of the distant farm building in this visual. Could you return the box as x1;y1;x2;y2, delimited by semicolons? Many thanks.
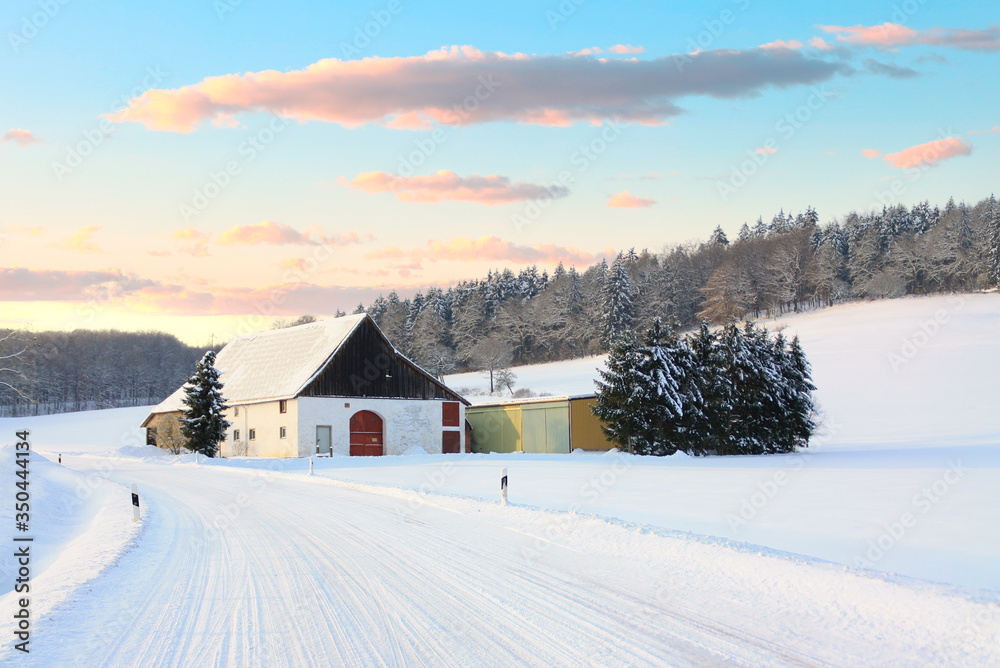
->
465;395;615;454
141;314;469;457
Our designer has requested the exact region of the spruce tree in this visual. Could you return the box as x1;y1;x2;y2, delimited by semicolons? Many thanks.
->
708;226;729;246
592;332;646;453
988;194;1000;287
180;351;231;457
687;323;726;455
783;336;818;448
638;320;703;455
603;253;634;347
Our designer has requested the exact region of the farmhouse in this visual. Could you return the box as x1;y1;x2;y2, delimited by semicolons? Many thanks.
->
141;314;469;457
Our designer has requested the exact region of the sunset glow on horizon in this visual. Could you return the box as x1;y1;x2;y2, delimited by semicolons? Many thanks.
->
2;1;998;344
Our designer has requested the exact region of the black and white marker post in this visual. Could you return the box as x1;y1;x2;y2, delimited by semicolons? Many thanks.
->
131;483;140;522
500;467;508;505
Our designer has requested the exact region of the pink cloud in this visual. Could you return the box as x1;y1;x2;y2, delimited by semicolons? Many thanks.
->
569;45;644;56
49;226;104;253
171;227;212;256
809;36;834;51
0;268;155;301
755;145;778;155
760;40;803;50
1;129;42;146
105;45;851;132
862;148;882;158
819;23;1000;51
882;137;972;169
345;170;569;205
366;235;608;265
607;44;645;55
607;190;656;208
217;221;362;246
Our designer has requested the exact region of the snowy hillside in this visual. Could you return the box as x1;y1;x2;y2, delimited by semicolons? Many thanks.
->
1;293;998;665
446;293;1000;448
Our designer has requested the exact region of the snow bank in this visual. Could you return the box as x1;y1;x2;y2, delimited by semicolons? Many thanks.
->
0;445;144;646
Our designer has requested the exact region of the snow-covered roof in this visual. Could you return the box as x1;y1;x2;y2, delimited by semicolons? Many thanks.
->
145;314;368;417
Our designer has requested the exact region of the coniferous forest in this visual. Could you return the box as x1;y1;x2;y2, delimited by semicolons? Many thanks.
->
2;194;998;417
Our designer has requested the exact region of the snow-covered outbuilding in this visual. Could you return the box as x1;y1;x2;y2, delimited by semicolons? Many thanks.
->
141;314;469;457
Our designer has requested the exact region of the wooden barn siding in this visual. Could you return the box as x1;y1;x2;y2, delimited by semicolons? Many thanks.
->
301;319;462;401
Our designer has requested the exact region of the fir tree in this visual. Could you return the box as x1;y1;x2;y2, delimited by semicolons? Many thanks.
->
987;194;1000;287
637;320;703;455
592;332;646;453
686;323;727;455
180;351;231;457
603;253;634;347
708;226;729;246
782;335;818;448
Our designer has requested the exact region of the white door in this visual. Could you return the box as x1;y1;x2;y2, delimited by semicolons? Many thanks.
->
316;426;331;456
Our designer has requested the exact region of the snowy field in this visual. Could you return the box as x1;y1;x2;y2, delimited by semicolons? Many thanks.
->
1;293;998;665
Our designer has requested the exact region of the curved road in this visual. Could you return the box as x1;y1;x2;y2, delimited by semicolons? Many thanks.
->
23;458;999;667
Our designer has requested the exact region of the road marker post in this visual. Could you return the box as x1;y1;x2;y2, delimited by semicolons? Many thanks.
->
131;483;140;522
501;467;508;505
309;456;314;476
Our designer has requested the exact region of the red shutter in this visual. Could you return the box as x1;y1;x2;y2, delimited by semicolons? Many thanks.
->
442;430;461;454
442;401;460;427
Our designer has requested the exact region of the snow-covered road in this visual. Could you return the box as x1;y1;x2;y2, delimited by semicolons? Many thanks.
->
9;455;997;667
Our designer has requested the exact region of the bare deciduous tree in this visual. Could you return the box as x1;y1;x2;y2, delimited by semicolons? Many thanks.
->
0;330;32;405
469;335;513;394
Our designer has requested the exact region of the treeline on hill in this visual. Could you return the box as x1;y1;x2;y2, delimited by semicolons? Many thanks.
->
593;320;816;456
0;330;219;417
365;195;999;378
2;195;997;416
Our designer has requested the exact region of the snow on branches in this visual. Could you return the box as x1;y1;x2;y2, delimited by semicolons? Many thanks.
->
593;319;817;456
180;350;231;457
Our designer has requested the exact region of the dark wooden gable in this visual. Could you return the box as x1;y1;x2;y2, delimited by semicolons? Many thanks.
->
299;317;465;402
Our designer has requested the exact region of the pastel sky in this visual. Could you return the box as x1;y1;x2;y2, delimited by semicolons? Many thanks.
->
1;0;998;345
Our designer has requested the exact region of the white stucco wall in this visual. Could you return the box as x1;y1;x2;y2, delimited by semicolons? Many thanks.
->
297;397;465;457
219;400;299;458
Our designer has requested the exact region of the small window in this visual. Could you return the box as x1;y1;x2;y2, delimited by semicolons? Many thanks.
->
233;429;240;441
234;406;239;416
279;400;287;414
280;427;287;438
249;429;256;441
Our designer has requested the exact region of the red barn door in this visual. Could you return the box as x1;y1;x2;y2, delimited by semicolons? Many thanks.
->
349;410;384;456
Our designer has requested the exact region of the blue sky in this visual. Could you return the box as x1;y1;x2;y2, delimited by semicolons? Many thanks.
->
1;0;997;343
